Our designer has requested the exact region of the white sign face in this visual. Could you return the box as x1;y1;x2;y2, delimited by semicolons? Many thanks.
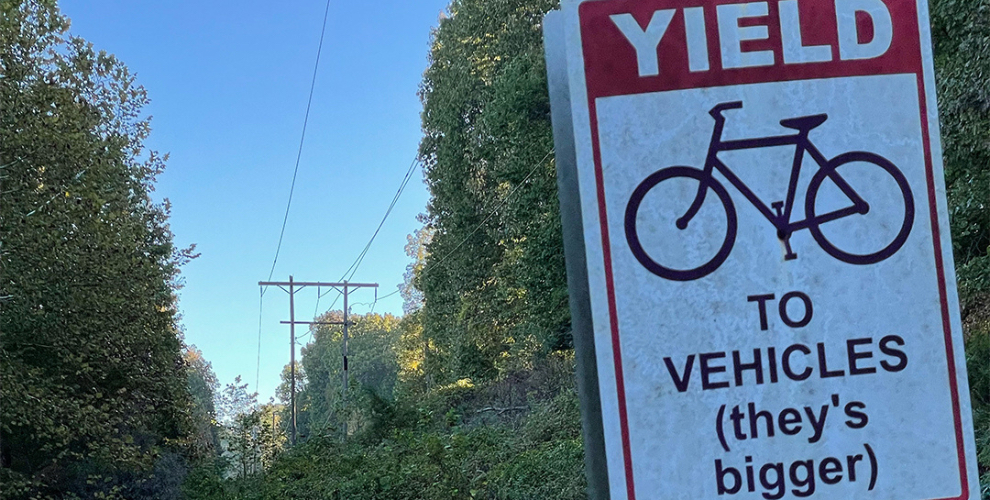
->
554;0;980;499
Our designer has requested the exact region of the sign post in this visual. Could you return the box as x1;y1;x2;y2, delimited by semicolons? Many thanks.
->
545;1;981;499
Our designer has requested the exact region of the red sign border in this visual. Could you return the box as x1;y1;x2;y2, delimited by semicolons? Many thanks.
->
573;1;972;499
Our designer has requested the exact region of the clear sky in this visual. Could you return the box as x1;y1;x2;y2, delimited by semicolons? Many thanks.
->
60;0;450;402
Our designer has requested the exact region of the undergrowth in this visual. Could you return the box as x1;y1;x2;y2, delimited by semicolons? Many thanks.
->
184;365;587;500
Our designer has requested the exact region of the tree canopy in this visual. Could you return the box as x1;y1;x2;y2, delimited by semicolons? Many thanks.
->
416;0;567;385
931;0;990;313
281;311;403;440
1;2;199;498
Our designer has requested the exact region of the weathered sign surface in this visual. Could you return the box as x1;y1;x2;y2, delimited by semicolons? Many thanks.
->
544;1;981;498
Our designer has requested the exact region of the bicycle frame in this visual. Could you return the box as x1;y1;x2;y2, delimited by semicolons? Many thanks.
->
679;102;869;239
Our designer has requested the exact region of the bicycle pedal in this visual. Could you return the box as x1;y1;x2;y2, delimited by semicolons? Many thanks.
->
781;237;798;261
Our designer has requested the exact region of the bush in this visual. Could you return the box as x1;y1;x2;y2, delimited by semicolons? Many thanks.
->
489;439;585;500
184;366;587;500
966;328;990;487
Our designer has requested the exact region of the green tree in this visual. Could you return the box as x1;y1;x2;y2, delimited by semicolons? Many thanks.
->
400;220;432;315
253;402;286;470
396;311;430;396
931;0;990;490
274;361;310;441
218;376;256;427
290;312;402;439
217;376;258;478
1;1;196;498
931;0;990;312
185;346;221;460
415;0;567;385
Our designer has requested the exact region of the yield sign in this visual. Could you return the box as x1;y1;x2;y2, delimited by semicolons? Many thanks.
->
544;1;981;499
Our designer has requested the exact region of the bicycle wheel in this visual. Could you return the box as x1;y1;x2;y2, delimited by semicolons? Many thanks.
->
806;152;914;265
624;166;737;281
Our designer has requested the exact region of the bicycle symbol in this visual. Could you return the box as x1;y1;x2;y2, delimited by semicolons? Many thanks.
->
624;101;915;282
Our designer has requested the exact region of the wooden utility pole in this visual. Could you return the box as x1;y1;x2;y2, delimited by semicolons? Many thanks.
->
259;278;377;444
288;276;296;444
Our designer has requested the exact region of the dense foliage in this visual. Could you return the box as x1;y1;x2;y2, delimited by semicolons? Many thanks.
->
283;312;403;440
931;1;990;489
186;347;221;460
245;382;585;500
931;0;990;310
0;1;205;498
186;343;585;500
415;0;568;384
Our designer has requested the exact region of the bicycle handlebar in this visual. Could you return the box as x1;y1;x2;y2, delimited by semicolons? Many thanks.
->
709;101;743;119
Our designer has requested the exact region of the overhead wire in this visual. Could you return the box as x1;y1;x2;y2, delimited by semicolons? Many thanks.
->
274;148;553;437
256;74;550;400
313;286;338;315
268;149;551;386
328;149;553;318
295;328;316;345
367;288;401;313
426;149;554;272
342;157;420;281
256;0;333;398
264;0;333;286
319;157;420;313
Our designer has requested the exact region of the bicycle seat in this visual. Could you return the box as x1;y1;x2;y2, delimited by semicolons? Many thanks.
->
780;114;828;130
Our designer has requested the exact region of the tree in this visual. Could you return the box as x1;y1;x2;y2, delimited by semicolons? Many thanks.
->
216;376;258;478
396;311;430;396
289;312;402;439
185;346;220;460
252;402;286;470
217;376;257;426
931;0;990;315
1;2;196;498
930;0;990;487
416;0;566;384
400;220;433;315
274;361;309;441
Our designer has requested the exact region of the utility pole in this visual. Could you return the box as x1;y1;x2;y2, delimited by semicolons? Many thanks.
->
259;278;377;443
288;276;296;445
342;283;350;430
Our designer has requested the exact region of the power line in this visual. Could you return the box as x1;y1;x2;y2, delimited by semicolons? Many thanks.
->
265;0;333;284
376;289;401;301
320;157;419;312
331;150;553;318
343;158;419;280
256;0;332;398
368;288;400;313
330;286;399;316
313;284;337;317
320;150;552;318
295;327;316;345
426;149;554;271
370;288;400;307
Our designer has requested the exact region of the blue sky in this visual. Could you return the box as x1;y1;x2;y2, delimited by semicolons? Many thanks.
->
61;0;449;402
